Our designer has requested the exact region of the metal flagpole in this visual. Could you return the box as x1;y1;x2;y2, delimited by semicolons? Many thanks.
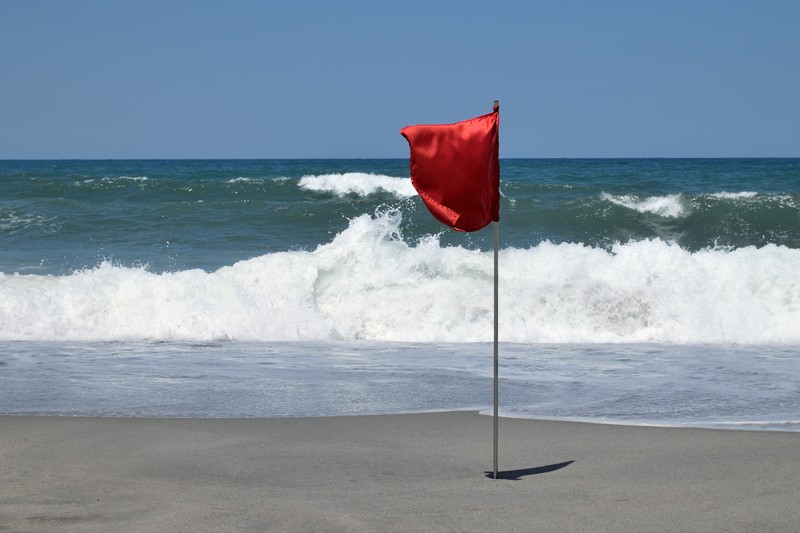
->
492;98;500;480
493;219;500;479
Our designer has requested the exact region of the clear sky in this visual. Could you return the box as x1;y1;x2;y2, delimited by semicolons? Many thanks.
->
1;0;798;159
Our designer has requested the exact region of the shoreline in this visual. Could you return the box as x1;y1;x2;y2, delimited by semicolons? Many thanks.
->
2;411;798;531
1;409;798;434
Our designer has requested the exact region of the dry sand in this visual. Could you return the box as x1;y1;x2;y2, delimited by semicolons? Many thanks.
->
1;412;798;532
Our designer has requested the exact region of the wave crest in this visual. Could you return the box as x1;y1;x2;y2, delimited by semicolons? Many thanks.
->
298;173;416;198
602;193;687;218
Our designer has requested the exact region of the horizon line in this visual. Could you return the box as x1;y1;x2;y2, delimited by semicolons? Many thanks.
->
3;156;799;162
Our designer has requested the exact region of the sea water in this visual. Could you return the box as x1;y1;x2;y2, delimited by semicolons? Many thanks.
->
1;159;798;430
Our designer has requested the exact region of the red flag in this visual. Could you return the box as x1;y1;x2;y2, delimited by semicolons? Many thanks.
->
400;104;500;232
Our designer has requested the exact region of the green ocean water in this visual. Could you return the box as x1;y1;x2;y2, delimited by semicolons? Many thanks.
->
2;158;798;275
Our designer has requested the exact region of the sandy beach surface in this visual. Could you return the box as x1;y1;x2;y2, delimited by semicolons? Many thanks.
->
1;412;798;532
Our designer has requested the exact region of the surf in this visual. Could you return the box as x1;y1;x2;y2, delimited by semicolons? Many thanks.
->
2;208;798;344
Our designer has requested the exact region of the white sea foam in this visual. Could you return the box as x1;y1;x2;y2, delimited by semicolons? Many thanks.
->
710;191;758;200
602;193;686;217
298;173;416;198
73;176;149;186
0;211;56;235
226;176;290;183
706;191;797;209
1;209;799;343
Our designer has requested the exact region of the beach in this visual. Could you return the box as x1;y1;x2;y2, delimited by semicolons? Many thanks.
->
2;412;798;532
2;160;799;530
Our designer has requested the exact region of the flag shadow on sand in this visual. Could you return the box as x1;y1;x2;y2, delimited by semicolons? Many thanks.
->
485;461;574;480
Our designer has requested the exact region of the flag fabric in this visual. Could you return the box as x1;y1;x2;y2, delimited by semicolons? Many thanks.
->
400;104;500;232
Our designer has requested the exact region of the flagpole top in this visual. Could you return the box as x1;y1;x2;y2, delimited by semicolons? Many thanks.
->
493;100;499;113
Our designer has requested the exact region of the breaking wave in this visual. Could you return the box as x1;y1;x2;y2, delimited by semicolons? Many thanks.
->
298;172;416;198
2;209;798;344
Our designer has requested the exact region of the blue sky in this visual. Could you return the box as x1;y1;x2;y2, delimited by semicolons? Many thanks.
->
1;0;798;158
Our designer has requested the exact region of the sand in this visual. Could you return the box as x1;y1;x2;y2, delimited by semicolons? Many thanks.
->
1;412;798;532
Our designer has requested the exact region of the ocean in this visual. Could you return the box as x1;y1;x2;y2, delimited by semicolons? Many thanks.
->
1;158;799;430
